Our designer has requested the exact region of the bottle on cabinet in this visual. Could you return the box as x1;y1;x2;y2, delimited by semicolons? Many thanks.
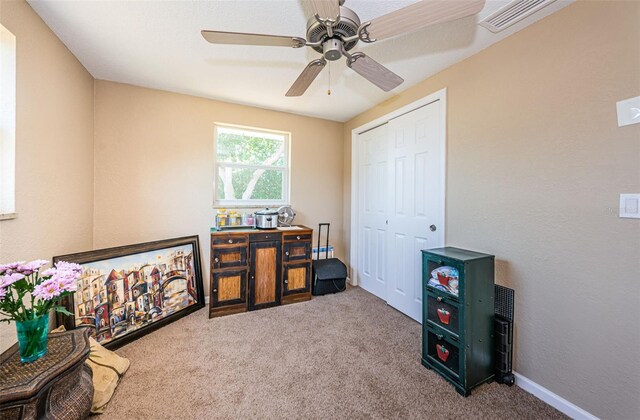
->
216;209;228;229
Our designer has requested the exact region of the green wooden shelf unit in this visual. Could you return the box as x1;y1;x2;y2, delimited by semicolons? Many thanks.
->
421;247;495;396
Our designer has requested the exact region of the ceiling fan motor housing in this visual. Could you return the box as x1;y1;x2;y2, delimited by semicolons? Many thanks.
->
306;6;361;54
323;39;343;61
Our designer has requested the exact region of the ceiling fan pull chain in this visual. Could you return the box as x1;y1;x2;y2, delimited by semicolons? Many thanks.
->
327;61;332;96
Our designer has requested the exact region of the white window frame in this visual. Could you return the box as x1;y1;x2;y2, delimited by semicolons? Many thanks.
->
0;24;16;220
213;123;291;208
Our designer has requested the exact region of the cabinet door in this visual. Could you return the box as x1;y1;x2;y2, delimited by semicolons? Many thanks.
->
212;246;247;269
211;269;247;307
249;241;281;310
283;262;311;295
283;241;311;262
426;293;460;336
425;329;461;378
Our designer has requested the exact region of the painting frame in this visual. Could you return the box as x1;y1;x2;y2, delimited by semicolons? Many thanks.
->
53;235;205;349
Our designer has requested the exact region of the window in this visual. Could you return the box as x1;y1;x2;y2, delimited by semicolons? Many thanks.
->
214;124;290;207
0;24;16;219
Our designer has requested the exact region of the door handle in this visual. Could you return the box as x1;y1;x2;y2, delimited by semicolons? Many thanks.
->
429;225;437;232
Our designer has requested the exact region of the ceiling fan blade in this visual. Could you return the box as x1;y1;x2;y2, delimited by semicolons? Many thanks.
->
286;59;327;97
201;30;305;48
365;0;485;41
347;53;403;92
309;0;340;21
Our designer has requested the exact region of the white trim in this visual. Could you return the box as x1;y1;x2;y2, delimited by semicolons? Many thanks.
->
0;24;16;217
349;88;448;287
514;372;599;420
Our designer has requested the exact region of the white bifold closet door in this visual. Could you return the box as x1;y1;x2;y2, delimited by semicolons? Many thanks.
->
358;123;390;300
357;100;444;323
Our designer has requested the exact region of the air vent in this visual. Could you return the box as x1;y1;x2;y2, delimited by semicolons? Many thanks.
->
479;0;557;33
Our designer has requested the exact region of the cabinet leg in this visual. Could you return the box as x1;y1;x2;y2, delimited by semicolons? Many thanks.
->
456;387;471;397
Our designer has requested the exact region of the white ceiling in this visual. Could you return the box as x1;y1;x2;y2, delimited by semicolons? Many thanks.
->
28;0;572;122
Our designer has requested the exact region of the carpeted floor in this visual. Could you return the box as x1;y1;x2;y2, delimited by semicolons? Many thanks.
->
101;287;565;419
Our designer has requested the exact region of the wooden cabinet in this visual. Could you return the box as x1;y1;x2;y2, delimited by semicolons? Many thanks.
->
209;234;249;317
209;226;312;318
281;231;312;304
421;247;495;396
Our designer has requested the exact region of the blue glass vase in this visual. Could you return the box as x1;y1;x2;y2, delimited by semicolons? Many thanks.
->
16;313;49;363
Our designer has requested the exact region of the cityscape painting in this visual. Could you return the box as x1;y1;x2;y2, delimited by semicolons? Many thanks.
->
54;236;205;348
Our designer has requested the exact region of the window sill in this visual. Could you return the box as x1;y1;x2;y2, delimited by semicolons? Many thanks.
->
0;212;17;221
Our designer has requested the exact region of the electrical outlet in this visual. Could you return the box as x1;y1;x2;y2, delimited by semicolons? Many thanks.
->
616;96;640;127
620;194;640;219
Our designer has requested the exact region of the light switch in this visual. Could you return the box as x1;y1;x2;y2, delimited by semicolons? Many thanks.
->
616;96;640;127
620;194;640;218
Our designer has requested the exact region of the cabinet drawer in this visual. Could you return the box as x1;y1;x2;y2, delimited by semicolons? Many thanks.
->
425;328;461;377
426;293;460;336
211;269;247;307
283;241;311;262
250;232;282;242
212;246;247;269
212;234;248;246
283;232;312;242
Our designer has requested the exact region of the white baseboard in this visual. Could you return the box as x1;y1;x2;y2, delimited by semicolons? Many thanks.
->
204;296;209;304
514;372;599;420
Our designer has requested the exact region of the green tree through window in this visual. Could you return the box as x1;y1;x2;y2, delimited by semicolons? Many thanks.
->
215;125;289;206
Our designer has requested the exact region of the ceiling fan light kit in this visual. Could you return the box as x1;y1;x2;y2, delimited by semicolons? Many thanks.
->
201;0;486;97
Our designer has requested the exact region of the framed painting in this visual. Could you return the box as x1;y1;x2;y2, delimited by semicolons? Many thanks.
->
54;235;205;349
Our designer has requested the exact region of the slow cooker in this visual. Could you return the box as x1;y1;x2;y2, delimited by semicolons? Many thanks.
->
255;208;279;229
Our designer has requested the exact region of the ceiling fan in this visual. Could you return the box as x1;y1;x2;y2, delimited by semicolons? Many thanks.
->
201;0;485;97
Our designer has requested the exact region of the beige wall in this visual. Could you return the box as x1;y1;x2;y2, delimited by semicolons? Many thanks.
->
93;80;344;296
344;2;640;418
0;0;94;352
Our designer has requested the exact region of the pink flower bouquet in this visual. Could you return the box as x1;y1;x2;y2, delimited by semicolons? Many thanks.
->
0;260;81;323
